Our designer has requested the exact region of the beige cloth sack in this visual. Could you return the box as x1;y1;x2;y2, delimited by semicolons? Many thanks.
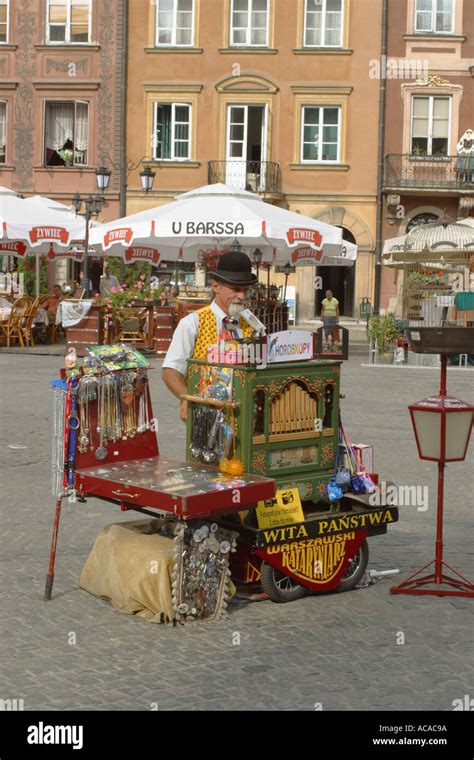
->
80;518;176;624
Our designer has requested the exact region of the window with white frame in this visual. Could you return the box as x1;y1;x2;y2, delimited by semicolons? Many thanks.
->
156;0;194;46
153;103;191;160
414;0;454;33
304;0;343;47
0;0;8;43
411;96;450;156
0;101;6;163
231;0;269;47
301;106;340;162
47;0;91;44
44;101;89;166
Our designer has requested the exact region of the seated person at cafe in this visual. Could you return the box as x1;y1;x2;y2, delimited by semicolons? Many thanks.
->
42;284;63;318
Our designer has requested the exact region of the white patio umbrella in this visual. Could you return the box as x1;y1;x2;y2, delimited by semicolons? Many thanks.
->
0;194;92;296
89;183;349;267
382;219;474;267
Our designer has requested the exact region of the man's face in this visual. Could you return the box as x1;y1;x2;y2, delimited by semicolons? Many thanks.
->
212;280;249;316
326;290;333;299
105;269;111;277
53;286;61;297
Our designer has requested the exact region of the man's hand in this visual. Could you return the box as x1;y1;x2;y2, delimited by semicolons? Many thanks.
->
162;367;189;422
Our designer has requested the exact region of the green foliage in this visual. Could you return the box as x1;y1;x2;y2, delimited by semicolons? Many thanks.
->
367;312;399;353
105;259;152;288
100;274;164;323
405;270;446;288
16;258;48;296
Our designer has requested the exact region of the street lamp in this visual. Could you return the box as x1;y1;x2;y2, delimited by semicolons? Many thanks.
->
139;163;156;193
252;247;263;301
283;261;293;303
229;238;242;254
391;354;474;598
95;166;111;193
72;169;109;297
100;153;156;197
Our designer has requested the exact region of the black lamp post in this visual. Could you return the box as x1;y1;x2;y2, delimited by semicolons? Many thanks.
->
99;153;156;197
252;247;263;301
72;165;112;298
98;155;156;281
283;261;293;303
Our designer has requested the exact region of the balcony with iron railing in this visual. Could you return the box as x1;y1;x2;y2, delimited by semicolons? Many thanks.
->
208;161;282;195
384;154;474;193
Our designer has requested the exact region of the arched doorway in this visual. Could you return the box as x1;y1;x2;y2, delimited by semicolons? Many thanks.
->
315;228;356;317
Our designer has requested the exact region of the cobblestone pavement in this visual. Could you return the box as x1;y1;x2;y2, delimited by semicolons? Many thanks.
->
0;353;472;711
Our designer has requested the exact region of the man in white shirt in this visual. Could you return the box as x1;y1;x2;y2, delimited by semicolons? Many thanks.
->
101;267;120;295
162;250;257;421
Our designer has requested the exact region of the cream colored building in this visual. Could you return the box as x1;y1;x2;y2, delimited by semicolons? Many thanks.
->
126;0;384;318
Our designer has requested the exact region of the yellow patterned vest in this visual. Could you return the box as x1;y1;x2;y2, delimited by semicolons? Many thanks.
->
192;305;253;360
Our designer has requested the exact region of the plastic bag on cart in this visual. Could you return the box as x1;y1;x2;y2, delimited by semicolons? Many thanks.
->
349;470;377;495
334;442;351;490
350;473;369;494
328;479;344;502
335;466;351;489
361;472;376;493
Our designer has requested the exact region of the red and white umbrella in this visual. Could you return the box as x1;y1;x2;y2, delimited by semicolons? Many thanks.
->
89;183;354;267
1;195;87;256
0;194;95;296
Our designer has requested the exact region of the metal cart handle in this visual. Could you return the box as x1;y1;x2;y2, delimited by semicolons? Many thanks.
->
112;491;140;499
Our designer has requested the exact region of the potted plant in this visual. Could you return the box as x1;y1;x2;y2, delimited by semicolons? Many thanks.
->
58;148;74;167
405;270;448;289
367;312;399;363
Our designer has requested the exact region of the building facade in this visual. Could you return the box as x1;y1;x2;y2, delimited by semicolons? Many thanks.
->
381;0;474;311
126;0;385;318
0;0;126;284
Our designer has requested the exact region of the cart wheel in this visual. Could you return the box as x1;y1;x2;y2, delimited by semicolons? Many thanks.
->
260;561;307;603
336;539;369;593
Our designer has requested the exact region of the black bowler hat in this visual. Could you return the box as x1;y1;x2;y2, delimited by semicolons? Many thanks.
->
211;250;257;286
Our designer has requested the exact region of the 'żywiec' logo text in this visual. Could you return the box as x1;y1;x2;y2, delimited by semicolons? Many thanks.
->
104;228;133;246
286;228;323;248
125;247;160;265
29;227;69;244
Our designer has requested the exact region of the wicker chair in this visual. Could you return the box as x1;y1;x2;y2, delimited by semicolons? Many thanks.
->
21;296;40;346
116;307;146;344
0;296;30;347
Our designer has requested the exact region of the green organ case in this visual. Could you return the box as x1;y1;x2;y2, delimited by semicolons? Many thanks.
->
186;359;341;504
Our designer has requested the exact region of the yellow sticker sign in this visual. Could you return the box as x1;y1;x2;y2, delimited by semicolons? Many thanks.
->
256;488;305;529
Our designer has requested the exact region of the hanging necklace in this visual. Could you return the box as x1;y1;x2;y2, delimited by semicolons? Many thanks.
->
95;375;107;460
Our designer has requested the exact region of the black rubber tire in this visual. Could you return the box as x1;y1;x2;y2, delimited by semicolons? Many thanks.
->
336;539;369;592
260;561;307;603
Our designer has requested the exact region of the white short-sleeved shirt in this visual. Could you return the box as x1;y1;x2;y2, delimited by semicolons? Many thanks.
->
162;300;244;377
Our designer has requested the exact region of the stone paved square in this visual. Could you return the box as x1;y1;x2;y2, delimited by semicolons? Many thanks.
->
0;353;472;711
